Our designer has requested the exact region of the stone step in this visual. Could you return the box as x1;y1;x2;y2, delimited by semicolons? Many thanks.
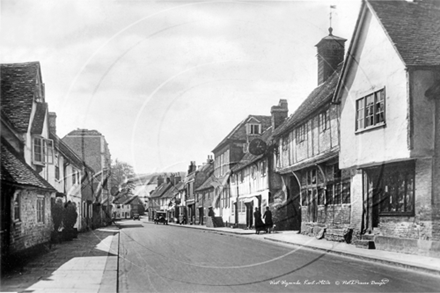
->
354;239;376;249
360;234;376;241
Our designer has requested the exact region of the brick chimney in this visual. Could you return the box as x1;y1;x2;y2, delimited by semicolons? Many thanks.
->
316;27;346;85
271;99;288;130
187;161;196;175
48;112;57;134
173;173;181;184
157;175;164;186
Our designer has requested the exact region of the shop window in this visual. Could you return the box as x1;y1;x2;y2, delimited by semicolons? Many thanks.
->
378;163;414;215
317;188;325;205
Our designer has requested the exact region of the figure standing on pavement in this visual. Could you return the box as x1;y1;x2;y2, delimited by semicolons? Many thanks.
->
263;206;273;233
254;207;265;234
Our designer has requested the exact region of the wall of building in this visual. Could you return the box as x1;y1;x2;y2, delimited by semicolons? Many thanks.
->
9;189;52;255
339;9;410;169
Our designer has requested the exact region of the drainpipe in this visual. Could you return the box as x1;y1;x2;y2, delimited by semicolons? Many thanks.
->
425;79;440;239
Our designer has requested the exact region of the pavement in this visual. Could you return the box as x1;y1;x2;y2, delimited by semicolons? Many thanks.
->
0;226;119;293
139;217;440;277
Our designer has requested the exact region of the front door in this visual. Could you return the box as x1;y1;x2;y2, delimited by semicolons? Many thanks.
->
363;170;380;234
288;176;301;230
199;207;204;225
245;202;253;228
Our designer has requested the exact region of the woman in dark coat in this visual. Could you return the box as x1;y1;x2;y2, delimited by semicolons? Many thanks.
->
254;207;265;234
263;206;273;233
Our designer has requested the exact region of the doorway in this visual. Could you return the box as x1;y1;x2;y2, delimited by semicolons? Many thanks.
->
245;201;253;229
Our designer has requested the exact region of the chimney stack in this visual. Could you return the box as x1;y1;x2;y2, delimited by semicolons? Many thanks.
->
157;175;164;186
271;99;288;130
315;28;346;85
187;161;197;175
48;112;57;134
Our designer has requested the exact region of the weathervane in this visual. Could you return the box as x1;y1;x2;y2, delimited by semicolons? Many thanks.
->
329;5;336;35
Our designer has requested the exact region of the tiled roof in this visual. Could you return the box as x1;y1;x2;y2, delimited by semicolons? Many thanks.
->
1;138;55;191
212;115;272;153
161;184;178;199
195;174;215;192
113;188;132;204
150;182;172;198
272;64;342;137
368;0;440;66
30;102;47;135
231;127;273;172
50;132;84;168
1;62;41;133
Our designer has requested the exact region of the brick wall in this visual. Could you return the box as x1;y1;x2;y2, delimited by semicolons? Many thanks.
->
9;189;52;254
62;135;102;173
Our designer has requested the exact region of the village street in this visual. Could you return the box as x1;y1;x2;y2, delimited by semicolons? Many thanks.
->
118;220;440;293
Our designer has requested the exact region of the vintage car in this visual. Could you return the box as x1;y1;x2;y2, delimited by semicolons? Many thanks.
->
154;211;168;225
132;213;140;220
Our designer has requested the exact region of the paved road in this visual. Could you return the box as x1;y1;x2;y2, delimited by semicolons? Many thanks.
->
118;221;440;293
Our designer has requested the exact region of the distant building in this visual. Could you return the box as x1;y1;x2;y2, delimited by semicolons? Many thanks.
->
62;129;112;227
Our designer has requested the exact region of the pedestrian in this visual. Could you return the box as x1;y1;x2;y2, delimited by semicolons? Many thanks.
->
208;206;215;217
254;207;265;234
263;206;273;233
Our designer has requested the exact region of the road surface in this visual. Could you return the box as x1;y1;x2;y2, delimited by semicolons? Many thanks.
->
118;221;440;292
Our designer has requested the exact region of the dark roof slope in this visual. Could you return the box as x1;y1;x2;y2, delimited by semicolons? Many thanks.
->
1;62;41;133
273;64;342;137
231;127;273;172
1;138;55;191
30;102;48;135
212;115;271;153
150;182;172;198
368;0;440;66
196;175;214;192
50;132;86;168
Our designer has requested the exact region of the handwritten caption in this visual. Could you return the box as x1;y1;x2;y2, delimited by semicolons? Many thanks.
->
269;279;389;287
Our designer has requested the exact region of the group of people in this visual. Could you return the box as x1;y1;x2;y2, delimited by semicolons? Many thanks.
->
254;207;273;234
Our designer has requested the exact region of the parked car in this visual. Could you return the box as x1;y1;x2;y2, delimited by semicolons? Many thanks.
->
154;211;168;225
132;213;140;220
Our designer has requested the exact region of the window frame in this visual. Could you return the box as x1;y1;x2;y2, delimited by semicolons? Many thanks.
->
36;196;45;223
13;191;21;222
319;109;330;132
32;136;54;165
355;87;386;132
296;124;307;144
376;162;415;216
248;123;261;135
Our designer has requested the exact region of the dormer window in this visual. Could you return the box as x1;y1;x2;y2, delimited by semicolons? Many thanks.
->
247;124;261;135
33;136;54;165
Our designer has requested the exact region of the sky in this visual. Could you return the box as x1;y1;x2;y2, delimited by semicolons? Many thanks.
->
1;0;361;175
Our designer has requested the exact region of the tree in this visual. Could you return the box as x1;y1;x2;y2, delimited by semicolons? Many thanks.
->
110;159;136;190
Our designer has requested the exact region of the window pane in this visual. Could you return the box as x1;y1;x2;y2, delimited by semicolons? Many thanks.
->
375;90;385;124
406;175;414;213
326;184;333;205
318;188;324;205
334;182;341;204
365;94;375;127
45;140;54;164
342;182;351;204
356;98;365;130
34;138;42;162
